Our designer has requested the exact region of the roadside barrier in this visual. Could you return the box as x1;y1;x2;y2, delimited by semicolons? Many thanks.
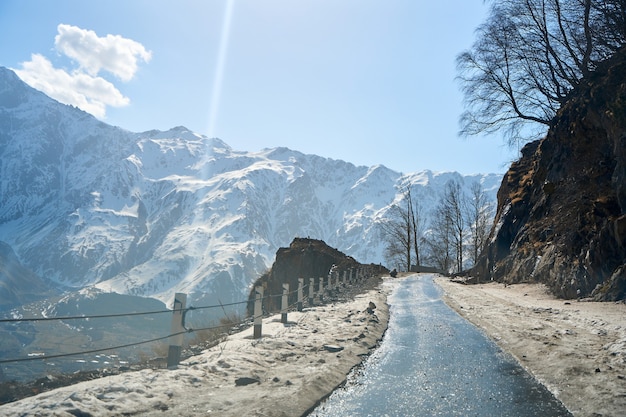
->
0;266;378;369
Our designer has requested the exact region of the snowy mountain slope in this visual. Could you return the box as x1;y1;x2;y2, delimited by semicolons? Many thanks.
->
0;66;501;311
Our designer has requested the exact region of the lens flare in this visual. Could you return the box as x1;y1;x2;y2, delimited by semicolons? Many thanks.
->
207;0;234;139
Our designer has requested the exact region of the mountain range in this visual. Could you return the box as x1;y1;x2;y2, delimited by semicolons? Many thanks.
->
0;66;502;313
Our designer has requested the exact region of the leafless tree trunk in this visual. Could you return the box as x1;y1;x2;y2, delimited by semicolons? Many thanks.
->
409;192;423;268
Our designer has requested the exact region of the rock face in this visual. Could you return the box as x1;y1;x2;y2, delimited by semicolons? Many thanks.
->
247;238;381;313
474;48;626;301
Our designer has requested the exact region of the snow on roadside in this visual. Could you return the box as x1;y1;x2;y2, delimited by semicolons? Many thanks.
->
0;288;389;417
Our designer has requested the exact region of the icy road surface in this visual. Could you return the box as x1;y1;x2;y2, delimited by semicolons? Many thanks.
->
309;274;572;417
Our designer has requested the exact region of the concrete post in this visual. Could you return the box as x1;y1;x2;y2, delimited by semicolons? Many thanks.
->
327;273;333;294
297;278;304;312
281;283;289;323
318;276;324;302
167;292;187;369
254;286;263;339
308;277;315;306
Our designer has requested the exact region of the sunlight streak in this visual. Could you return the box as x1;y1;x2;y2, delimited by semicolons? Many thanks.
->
207;0;235;139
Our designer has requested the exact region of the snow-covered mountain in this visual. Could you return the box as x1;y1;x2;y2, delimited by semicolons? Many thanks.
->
0;66;502;311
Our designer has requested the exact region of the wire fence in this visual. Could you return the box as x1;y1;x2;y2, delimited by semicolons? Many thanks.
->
0;308;174;323
0;267;376;366
0;287;298;324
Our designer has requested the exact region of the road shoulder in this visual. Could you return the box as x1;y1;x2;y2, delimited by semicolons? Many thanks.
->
436;276;626;417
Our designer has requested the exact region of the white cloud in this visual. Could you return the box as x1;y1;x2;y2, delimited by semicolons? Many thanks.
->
15;54;130;119
55;24;152;82
13;24;151;119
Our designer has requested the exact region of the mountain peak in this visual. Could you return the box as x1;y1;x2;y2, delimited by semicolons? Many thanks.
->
0;66;501;314
0;66;20;82
0;66;40;108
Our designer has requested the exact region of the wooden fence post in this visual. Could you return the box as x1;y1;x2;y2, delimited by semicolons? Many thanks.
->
297;278;304;312
167;292;187;369
308;277;315;306
281;283;289;323
254;286;263;339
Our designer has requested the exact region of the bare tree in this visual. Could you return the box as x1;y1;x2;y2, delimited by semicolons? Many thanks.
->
467;182;494;267
424;181;495;273
590;1;626;57
424;180;467;273
444;181;467;273
380;203;411;271
379;187;424;271
457;0;626;145
425;203;453;272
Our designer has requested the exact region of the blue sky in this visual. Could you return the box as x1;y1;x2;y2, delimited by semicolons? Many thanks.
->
0;0;519;175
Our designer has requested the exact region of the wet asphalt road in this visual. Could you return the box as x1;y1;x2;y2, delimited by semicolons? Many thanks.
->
309;274;572;417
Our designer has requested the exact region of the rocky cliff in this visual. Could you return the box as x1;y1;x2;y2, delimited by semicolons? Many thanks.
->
247;238;384;313
474;48;626;301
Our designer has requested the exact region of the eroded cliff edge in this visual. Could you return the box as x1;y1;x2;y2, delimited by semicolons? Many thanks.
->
473;48;626;301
